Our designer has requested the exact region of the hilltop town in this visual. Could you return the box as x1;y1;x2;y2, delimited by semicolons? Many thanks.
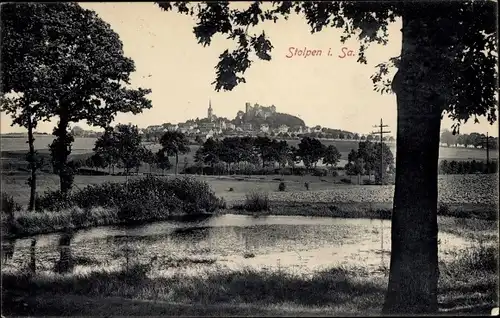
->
68;100;362;141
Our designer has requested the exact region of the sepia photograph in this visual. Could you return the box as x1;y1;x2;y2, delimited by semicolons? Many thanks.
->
1;1;499;316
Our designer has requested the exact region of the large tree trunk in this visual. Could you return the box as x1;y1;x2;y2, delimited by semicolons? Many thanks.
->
27;117;37;211
383;9;443;315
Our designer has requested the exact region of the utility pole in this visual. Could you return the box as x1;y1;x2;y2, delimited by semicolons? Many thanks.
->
481;132;490;173
371;119;391;185
371;118;391;273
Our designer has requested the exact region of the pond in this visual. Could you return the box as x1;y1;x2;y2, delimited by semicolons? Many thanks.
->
1;214;470;276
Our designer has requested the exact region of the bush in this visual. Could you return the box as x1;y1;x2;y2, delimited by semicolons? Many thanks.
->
35;176;225;219
244;191;270;212
1;192;22;215
312;168;328;177
278;182;286;192
340;178;352;184
35;191;71;212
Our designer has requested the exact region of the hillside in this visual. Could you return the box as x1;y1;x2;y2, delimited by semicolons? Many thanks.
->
232;112;305;129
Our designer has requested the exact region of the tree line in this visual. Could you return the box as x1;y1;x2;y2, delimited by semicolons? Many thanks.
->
192;135;342;175
78;127;396;181
86;125;189;176
440;130;498;149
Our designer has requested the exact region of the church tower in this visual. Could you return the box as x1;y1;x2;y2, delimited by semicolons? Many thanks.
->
207;99;213;121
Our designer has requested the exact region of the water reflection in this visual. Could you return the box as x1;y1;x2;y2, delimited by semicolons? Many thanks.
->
29;238;36;273
54;232;74;274
5;215;393;274
1;237;16;264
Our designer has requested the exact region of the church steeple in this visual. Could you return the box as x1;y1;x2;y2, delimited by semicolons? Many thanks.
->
207;99;213;121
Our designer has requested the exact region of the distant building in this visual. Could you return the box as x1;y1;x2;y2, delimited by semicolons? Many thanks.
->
166;124;178;131
245;102;276;119
207;99;214;122
242;123;253;131
278;125;289;134
218;119;226;130
290;125;303;134
260;123;270;133
201;122;216;129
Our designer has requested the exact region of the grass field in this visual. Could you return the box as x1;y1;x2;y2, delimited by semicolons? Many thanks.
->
3;170;498;207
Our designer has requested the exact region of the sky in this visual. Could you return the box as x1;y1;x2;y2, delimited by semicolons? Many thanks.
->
1;2;498;137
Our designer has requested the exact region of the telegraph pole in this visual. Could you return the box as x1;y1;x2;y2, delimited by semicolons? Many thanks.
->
481;132;490;173
371;119;391;185
371;118;391;273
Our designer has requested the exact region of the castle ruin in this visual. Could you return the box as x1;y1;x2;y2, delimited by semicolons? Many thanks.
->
245;102;276;119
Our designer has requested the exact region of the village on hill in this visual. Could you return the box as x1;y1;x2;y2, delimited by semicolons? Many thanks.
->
66;100;386;143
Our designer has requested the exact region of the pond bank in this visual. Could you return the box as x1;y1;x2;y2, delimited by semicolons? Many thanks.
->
2;200;496;239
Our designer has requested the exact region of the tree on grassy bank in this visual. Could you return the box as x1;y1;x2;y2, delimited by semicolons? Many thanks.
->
0;96;46;211
92;124;153;176
157;1;497;314
159;131;191;176
1;3;152;195
322;145;342;175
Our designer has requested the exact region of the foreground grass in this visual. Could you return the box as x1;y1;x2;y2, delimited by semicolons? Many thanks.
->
1;265;386;316
2;243;497;316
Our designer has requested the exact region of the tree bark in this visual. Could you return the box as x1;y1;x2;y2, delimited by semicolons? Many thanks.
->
27;116;37;211
383;9;442;315
175;153;178;176
51;111;73;194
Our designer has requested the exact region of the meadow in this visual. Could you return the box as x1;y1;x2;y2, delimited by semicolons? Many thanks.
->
1;134;496;164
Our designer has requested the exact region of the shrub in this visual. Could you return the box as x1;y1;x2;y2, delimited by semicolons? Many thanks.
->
312;168;328;177
35;176;224;219
278;182;286;192
35;191;71;212
340;178;352;184
244;191;270;212
1;192;21;215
